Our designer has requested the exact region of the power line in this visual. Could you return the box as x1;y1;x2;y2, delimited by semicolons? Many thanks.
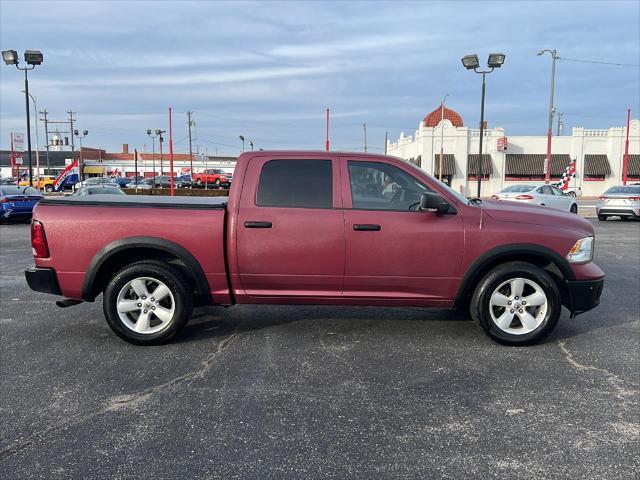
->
559;56;640;68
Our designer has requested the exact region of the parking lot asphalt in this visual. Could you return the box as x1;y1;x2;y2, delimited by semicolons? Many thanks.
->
1;219;638;479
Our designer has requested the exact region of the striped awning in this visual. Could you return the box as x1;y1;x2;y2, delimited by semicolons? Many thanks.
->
628;154;640;176
584;155;611;176
505;154;570;176
83;165;105;174
433;154;456;176
467;154;493;175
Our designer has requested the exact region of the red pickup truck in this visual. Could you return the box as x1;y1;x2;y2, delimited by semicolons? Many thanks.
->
191;168;232;188
25;151;604;346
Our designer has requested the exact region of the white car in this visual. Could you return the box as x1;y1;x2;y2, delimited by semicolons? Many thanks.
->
492;184;578;213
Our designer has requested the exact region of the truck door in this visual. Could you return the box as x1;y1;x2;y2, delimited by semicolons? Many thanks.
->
236;156;345;298
340;158;464;303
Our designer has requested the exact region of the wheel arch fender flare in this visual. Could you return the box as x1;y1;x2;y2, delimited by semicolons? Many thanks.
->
82;236;211;303
454;243;575;308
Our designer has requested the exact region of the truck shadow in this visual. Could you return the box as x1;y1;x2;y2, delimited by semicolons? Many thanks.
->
174;303;632;346
174;305;469;344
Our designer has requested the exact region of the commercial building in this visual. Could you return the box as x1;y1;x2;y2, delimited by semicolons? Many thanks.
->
0;144;237;179
386;105;640;196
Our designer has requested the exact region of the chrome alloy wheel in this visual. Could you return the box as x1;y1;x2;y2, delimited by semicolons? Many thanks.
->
116;276;175;334
489;277;548;335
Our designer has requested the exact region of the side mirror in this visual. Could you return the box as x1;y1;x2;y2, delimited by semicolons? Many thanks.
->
419;192;451;214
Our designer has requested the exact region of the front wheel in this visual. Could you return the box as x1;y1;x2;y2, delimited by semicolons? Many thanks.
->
103;261;193;345
470;262;562;346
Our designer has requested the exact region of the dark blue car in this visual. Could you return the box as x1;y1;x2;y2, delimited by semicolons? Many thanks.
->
0;186;43;223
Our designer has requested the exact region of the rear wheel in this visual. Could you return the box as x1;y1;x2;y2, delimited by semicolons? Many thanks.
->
597;215;607;221
44;185;54;193
570;204;578;214
103;261;193;345
470;262;562;346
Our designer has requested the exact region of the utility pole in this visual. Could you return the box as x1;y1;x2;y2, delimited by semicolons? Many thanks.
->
538;49;558;184
67;110;76;154
384;131;388;155
557;112;564;136
187;111;194;176
40;109;51;174
363;123;368;152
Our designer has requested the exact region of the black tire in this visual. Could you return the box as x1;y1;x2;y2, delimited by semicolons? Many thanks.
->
620;216;630;221
44;185;54;193
470;261;562;346
597;215;607;221
103;261;193;345
570;204;578;214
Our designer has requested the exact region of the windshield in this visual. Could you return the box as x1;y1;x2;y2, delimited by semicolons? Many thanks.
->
500;185;536;193
401;159;469;204
1;186;41;196
88;188;125;195
605;185;640;195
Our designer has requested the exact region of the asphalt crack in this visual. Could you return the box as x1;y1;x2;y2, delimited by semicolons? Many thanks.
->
557;340;637;406
0;330;241;460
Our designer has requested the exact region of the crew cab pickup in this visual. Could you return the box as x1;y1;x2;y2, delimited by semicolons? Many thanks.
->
25;151;604;346
192;169;232;188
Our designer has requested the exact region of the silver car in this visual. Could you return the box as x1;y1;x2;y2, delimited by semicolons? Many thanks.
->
492;184;578;213
596;185;640;221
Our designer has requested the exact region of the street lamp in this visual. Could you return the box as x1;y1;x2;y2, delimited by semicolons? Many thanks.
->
155;129;166;175
461;52;505;198
2;49;44;186
538;49;558;184
74;129;88;181
249;140;254;151
147;129;158;177
239;135;245;152
22;90;40;189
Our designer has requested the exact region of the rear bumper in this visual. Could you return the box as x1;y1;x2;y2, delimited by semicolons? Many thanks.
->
25;267;61;295
596;205;640;217
565;278;604;314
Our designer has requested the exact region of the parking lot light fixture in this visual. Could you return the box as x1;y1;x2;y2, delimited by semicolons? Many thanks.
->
24;50;44;65
488;53;505;68
2;49;18;65
2;49;44;186
461;54;480;70
239;135;245;152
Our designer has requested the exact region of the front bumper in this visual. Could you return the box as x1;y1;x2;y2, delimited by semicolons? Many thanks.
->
565;278;604;315
25;267;61;295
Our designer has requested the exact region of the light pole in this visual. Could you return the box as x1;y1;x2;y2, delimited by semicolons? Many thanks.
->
155;129;166;176
538;49;558;184
23;91;41;189
74;129;88;181
249;140;254;151
147;129;158;177
2;49;44;187
438;93;449;182
461;53;505;198
239;135;245;152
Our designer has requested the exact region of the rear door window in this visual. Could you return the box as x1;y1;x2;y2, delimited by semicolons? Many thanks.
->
257;159;333;208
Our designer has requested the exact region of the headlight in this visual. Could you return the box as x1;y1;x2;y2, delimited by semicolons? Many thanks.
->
567;236;594;263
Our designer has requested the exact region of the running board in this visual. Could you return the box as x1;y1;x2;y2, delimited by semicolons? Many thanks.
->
55;298;84;308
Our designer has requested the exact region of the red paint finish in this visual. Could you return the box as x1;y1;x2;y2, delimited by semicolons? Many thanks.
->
32;150;604;311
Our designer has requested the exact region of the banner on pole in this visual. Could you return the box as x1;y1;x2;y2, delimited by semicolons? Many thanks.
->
53;160;80;191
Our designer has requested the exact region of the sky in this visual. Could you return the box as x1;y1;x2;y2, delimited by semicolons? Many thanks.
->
0;0;639;156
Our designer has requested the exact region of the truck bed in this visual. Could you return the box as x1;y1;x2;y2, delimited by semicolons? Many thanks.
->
33;194;230;303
